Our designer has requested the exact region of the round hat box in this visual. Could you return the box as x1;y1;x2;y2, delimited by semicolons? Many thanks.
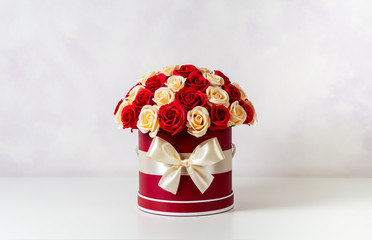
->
137;128;234;216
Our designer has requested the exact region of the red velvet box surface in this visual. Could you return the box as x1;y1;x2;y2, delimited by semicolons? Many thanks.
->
137;128;234;216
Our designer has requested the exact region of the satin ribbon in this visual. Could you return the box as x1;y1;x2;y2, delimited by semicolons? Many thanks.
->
146;137;225;195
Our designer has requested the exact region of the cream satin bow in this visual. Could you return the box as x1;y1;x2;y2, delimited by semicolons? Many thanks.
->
146;137;225;195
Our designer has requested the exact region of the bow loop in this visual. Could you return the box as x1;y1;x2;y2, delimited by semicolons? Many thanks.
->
146;137;225;195
146;137;182;165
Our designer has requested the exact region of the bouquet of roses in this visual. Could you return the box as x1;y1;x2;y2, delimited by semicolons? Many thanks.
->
114;64;256;138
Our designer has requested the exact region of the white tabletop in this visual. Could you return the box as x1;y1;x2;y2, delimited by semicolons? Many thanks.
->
0;177;371;240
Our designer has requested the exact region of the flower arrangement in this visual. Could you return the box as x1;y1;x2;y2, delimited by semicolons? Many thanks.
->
114;64;256;138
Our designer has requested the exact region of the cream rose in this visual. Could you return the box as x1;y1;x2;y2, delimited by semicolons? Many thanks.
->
125;85;144;104
161;65;180;76
165;75;186;92
228;101;247;127
232;82;247;99
206;86;230;108
198;67;213;74
186;106;211;138
153;87;175;106
137;105;160;138
138;71;156;84
115;100;129;126
203;73;224;86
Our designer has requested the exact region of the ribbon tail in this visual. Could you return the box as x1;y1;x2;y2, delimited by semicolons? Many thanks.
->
158;165;182;195
187;166;214;194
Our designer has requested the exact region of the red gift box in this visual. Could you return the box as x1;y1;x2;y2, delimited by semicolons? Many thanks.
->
113;64;257;216
137;128;234;216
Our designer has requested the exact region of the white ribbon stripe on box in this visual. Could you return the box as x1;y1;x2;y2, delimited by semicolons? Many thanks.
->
138;137;232;194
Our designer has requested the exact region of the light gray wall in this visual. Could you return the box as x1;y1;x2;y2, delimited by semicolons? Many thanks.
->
1;0;371;177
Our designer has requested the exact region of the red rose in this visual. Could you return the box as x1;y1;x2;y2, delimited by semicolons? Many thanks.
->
114;99;123;115
145;73;167;92
132;89;154;108
239;99;254;124
209;105;230;130
223;83;241;103
185;70;210;92
214;70;231;84
173;64;198;78
175;87;208;111
121;105;140;131
158;102;187;135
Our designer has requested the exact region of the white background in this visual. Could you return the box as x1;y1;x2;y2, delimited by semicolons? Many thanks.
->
1;0;372;178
